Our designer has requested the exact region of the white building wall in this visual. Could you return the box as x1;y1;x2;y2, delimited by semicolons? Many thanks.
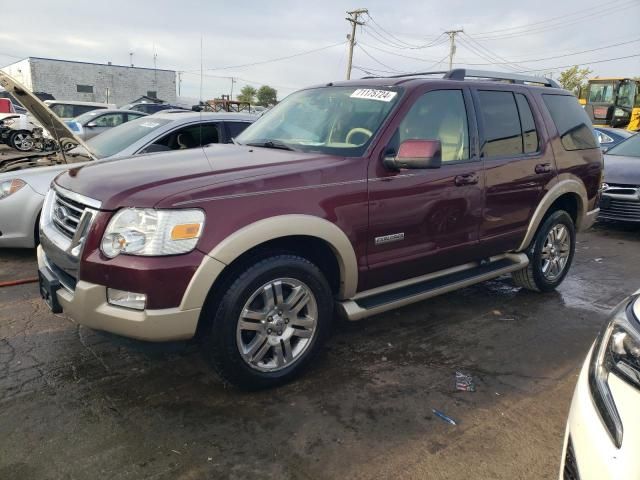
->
2;58;176;106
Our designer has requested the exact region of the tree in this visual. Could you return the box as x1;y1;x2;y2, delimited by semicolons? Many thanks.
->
558;66;593;96
256;85;278;106
237;85;257;104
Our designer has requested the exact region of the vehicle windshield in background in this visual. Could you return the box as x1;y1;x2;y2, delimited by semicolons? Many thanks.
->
86;117;171;158
235;86;402;157
606;133;640;157
588;82;615;104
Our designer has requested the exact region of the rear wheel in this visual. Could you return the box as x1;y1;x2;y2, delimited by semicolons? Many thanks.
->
201;254;333;389
512;210;576;292
9;130;34;152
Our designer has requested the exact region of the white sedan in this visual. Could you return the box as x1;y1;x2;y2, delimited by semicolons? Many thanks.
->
560;291;640;479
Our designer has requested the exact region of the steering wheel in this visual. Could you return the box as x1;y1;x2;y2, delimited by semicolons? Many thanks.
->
345;127;373;145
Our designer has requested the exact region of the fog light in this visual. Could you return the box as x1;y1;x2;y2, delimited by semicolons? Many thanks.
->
107;288;147;310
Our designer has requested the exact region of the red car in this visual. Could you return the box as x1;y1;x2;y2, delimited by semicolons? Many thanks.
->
38;69;603;388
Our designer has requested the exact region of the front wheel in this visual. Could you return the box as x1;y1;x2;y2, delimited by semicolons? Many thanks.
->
512;210;576;292
201;254;333;389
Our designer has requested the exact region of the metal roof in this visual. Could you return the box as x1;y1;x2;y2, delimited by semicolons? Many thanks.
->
4;56;176;73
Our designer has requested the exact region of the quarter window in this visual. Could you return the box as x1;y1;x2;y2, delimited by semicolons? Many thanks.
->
515;94;539;154
478;91;523;158
542;94;598;151
395;90;470;162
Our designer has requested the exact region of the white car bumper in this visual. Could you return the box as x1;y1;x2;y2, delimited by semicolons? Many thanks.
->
560;346;640;479
0;182;43;248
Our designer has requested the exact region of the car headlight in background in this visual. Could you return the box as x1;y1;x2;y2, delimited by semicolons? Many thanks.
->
0;179;26;200
100;208;205;258
589;295;640;448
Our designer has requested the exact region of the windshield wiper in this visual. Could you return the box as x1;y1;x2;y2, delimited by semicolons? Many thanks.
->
245;140;297;151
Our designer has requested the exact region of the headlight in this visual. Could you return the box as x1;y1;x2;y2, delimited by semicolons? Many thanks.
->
589;295;640;448
3;118;15;126
0;179;26;200
100;208;205;258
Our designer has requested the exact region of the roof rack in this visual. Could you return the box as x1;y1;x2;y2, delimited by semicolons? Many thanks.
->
361;68;561;88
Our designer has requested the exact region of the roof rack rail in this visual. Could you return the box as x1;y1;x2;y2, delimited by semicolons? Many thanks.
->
361;68;561;88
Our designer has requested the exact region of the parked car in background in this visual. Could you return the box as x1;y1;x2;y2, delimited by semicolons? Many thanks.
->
600;134;640;223
44;100;115;119
0;113;40;151
120;102;186;114
594;126;636;152
559;291;640;480
0;73;255;248
37;69;602;389
64;109;148;141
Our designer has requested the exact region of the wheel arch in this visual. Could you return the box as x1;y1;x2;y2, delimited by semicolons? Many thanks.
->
516;177;588;252
180;215;358;313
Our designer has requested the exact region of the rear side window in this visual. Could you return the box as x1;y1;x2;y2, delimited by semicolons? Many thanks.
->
542;94;598;151
477;91;523;158
515;94;539;153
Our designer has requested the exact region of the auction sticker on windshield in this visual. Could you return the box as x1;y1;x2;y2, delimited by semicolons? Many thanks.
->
350;89;397;102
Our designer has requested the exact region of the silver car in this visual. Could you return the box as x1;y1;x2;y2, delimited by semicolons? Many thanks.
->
0;73;254;248
65;109;148;141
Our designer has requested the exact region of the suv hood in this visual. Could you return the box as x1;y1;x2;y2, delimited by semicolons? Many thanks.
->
55;144;339;210
604;154;640;186
0;71;95;161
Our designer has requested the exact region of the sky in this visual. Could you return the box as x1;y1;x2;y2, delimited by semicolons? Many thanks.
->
1;0;638;101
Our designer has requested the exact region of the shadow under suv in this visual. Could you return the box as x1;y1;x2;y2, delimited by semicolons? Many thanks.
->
37;69;603;389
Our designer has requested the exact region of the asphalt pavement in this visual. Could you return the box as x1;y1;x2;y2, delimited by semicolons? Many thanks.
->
1;222;639;480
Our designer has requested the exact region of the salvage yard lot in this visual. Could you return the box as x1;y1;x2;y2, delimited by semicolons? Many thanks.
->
1;223;639;480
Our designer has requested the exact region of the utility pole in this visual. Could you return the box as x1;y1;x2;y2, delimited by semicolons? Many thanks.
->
177;72;182;96
445;29;463;70
345;8;368;80
230;77;236;99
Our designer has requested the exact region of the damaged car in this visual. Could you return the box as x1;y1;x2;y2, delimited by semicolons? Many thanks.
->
0;71;255;248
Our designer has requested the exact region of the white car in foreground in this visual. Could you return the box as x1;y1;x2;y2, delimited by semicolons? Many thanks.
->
560;291;640;479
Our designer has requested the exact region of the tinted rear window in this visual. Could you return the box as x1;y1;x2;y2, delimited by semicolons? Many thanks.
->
542;94;598;151
515;94;539;154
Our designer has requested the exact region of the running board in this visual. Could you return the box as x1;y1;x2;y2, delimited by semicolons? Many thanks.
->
337;253;529;321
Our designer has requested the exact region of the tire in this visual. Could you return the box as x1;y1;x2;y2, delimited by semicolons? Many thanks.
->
201;254;333;389
512;210;576;292
9;130;34;152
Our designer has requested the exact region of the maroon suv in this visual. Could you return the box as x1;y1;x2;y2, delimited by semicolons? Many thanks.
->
38;69;602;388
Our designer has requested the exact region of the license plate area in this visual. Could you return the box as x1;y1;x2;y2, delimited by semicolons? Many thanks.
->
39;267;63;314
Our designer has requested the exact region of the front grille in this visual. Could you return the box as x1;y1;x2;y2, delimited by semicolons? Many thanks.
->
600;197;640;220
563;437;580;480
51;190;88;239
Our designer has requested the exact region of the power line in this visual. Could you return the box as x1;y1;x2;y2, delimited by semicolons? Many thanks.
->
515;53;640;73
471;0;639;40
471;0;633;37
185;42;346;73
460;33;527;71
456;37;522;72
364;13;445;50
356;44;404;73
358;42;444;63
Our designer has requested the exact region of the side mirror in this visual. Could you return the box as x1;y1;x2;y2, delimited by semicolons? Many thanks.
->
383;139;442;170
86;121;97;128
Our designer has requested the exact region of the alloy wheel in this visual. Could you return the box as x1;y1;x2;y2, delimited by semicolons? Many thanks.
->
540;224;571;281
12;132;34;151
236;278;318;372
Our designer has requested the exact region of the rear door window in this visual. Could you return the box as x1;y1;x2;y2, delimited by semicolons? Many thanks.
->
542;94;598;151
93;113;125;127
73;105;105;116
148;122;221;151
477;91;523;158
225;121;251;142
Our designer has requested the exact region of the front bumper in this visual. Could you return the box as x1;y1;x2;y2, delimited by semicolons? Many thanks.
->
559;346;640;479
599;189;640;223
37;246;201;341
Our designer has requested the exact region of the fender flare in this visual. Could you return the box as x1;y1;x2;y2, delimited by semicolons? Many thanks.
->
180;215;358;310
516;176;588;252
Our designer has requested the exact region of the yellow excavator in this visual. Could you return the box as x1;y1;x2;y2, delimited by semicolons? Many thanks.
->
579;78;640;131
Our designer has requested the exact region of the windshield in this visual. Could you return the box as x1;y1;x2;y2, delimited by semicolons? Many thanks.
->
86;117;171;158
606;133;640;157
617;81;636;109
235;86;402;157
588;82;616;104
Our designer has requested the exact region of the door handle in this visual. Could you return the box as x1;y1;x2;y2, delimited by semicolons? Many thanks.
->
535;163;552;174
454;173;479;186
